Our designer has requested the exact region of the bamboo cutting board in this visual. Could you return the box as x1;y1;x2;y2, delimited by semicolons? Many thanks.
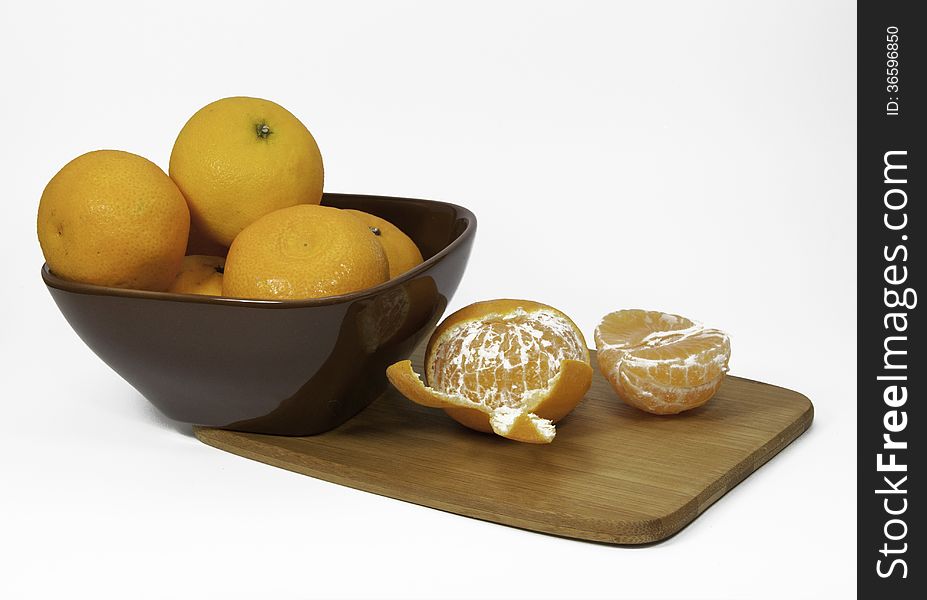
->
195;346;813;544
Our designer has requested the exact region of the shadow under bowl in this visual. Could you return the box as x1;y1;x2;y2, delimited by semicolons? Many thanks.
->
43;192;476;435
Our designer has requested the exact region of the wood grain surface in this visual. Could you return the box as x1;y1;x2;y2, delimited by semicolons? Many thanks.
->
195;346;813;544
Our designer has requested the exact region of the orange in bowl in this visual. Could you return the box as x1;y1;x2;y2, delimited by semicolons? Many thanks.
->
36;150;189;291
169;96;324;247
344;209;423;278
168;255;226;296
222;204;389;300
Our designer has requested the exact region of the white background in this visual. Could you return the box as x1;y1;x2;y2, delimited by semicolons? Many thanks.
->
1;1;856;598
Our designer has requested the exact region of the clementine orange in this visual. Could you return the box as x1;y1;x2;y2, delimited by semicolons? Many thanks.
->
169;96;324;247
387;299;592;443
37;150;189;291
222;205;388;300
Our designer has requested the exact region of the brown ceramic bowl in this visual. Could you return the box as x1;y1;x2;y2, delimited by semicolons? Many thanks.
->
43;193;476;435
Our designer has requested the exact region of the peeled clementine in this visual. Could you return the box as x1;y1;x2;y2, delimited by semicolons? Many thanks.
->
594;309;731;414
222;205;389;300
387;299;593;443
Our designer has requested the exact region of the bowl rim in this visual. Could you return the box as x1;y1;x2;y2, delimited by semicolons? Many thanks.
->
41;192;477;309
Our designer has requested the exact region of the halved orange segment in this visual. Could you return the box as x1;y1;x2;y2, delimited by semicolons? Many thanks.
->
594;309;731;414
386;299;593;443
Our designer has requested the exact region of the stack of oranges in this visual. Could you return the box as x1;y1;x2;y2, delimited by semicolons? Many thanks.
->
36;96;423;300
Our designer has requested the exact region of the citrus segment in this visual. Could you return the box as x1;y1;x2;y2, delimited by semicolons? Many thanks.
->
594;309;731;414
438;358;594;436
